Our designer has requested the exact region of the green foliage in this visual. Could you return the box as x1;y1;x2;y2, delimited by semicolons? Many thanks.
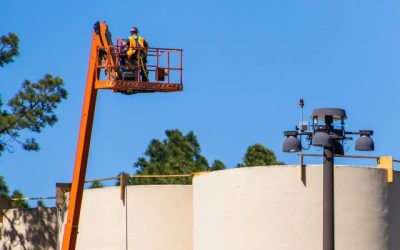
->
2;74;68;152
0;31;67;155
0;176;10;199
127;131;283;185
0;177;32;208
132;129;224;185
0;74;67;154
0;33;19;67
238;143;283;167
0;33;67;212
210;160;226;171
0;32;67;208
89;181;104;189
10;190;29;208
37;200;46;208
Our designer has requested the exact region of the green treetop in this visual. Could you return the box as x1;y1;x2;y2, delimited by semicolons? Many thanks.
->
89;181;104;189
0;33;19;67
238;143;283;167
131;129;226;185
10;190;29;208
37;200;46;208
0;176;10;199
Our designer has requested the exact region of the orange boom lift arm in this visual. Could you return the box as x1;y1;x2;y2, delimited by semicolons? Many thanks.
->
61;21;183;250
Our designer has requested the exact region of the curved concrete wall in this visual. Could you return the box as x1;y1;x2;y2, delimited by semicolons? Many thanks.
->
0;207;58;249
193;166;400;250
67;185;193;250
58;166;400;250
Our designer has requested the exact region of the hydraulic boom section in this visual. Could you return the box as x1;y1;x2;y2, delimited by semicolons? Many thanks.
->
61;21;183;250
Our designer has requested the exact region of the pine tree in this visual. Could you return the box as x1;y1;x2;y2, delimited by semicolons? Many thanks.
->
89;181;104;189
0;32;67;155
131;129;225;185
37;200;46;208
0;33;19;66
10;190;29;208
0;176;10;199
238;143;283;167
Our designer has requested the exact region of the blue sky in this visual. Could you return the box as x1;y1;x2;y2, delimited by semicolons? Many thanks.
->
1;0;400;206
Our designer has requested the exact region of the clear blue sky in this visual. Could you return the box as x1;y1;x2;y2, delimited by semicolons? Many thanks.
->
1;0;400;206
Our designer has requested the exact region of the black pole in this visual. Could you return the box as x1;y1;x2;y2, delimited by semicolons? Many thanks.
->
323;146;334;250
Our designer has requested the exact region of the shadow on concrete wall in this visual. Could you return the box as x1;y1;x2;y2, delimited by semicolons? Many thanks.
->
388;172;400;249
1;207;58;250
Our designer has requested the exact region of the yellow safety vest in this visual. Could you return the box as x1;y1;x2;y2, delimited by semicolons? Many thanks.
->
127;35;147;57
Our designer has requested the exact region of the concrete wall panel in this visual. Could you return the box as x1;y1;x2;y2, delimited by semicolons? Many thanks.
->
388;171;400;249
193;166;323;250
73;185;193;250
0;207;58;250
193;166;399;250
335;166;389;250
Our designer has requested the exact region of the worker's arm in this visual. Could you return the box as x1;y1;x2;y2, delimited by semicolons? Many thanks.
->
118;39;128;52
143;39;149;55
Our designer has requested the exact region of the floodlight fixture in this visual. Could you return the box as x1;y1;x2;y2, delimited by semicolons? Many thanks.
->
282;104;376;250
283;107;374;153
312;131;332;147
311;108;347;121
283;131;301;153
355;130;374;151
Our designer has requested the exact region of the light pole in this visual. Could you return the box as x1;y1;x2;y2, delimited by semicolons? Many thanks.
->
283;107;374;250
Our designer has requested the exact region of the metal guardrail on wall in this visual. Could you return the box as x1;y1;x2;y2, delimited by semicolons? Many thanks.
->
11;156;398;203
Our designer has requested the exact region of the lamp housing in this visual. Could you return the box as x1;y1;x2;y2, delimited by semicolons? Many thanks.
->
355;130;374;151
312;131;332;147
283;131;301;153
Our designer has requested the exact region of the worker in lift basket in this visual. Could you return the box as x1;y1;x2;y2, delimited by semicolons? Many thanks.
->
123;26;149;82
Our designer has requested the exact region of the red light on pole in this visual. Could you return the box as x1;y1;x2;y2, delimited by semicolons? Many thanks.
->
299;99;304;108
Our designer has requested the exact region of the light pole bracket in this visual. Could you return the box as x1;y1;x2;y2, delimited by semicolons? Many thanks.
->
299;153;306;183
377;156;393;183
120;174;128;205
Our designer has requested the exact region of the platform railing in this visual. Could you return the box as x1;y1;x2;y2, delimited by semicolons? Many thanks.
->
95;39;183;85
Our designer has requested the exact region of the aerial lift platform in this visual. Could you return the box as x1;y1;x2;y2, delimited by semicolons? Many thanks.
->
61;21;183;250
